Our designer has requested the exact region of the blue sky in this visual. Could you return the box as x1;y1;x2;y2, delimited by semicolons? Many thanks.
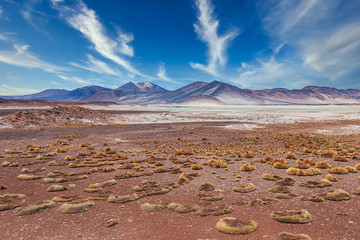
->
0;0;360;95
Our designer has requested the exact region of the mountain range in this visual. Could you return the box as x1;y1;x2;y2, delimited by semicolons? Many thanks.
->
3;81;360;105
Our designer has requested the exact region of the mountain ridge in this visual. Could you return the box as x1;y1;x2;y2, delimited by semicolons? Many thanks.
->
3;81;360;105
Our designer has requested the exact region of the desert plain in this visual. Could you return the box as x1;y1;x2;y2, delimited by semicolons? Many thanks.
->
0;102;360;240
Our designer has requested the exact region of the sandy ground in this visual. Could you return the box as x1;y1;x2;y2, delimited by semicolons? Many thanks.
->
0;103;360;240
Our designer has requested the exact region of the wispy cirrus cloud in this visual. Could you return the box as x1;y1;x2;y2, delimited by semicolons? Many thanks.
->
259;0;360;83
234;56;313;89
70;54;122;77
51;0;145;77
58;75;93;85
156;62;177;83
190;0;239;77
12;0;54;36
0;44;68;73
0;84;40;95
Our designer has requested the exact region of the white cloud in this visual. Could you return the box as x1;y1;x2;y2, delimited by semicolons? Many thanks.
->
259;0;360;83
52;0;144;77
70;54;122;76
156;63;176;83
127;73;135;79
261;0;320;37
0;6;3;17
50;0;64;4
0;44;68;73
0;84;40;95
58;75;93;85
233;55;314;89
190;0;239;77
301;22;360;80
15;0;52;36
235;58;287;88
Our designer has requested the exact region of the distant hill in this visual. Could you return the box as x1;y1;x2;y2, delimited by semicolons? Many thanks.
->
6;81;360;105
253;86;360;104
17;86;111;102
83;82;168;103
118;82;168;93
179;94;225;105
23;89;70;100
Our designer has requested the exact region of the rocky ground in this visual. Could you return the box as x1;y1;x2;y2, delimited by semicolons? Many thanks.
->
0;106;111;128
0;104;359;239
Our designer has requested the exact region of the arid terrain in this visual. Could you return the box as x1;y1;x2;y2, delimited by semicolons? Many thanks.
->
0;103;359;240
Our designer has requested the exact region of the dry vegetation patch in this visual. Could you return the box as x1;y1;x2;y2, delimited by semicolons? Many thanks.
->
16;200;56;216
232;183;256;193
270;209;312;224
275;232;312;240
58;200;95;214
215;217;257;235
0;193;26;211
324;189;351;201
140;203;165;212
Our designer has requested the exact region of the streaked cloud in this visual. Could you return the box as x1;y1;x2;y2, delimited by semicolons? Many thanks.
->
70;54;122;76
301;21;360;81
58;75;93;85
0;84;40;95
156;63;177;83
190;0;239;77
259;0;360;83
0;44;68;73
50;0;64;4
15;0;53;36
232;40;319;89
52;0;144;77
236;58;282;88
